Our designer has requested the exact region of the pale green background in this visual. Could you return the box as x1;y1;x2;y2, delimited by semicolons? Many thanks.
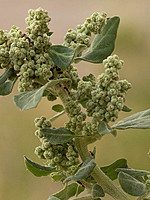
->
0;0;150;199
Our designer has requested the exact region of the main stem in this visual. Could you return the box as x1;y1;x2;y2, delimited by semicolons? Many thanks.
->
55;84;131;200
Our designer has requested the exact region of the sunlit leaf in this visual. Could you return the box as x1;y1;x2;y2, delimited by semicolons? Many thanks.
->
116;168;150;177
118;172;147;196
112;109;150;130
75;16;120;63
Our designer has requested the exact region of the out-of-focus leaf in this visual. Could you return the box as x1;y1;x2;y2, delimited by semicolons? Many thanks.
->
52;104;64;112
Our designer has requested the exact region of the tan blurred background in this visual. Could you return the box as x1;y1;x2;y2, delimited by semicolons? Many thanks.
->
0;0;150;199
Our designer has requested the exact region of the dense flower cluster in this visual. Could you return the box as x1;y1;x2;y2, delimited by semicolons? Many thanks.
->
0;8;55;92
77;55;131;123
64;12;107;53
34;116;79;175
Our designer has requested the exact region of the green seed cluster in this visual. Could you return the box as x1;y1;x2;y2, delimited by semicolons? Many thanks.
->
85;55;131;122
64;12;107;52
34;116;79;174
0;8;55;92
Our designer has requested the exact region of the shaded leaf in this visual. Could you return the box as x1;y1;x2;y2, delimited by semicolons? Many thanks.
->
47;31;54;36
92;184;105;198
0;78;17;96
98;121;112;135
0;68;14;84
49;45;75;69
116;168;150;177
50;183;82;200
50;111;65;122
52;104;64;112
118;172;147;196
40;127;75;144
50;172;64;182
122;105;132;112
75;16;120;63
101;158;127;181
64;157;96;183
14;78;69;110
112;109;150;130
74;44;87;58
24;156;55;177
75;184;85;197
78;97;89;108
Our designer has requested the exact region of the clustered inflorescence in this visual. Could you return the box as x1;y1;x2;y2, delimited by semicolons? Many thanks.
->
0;8;132;179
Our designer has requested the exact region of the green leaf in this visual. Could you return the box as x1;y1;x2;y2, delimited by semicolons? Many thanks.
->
122;105;132;112
49;45;75;69
50;111;65;122
64;157;96;183
74;44;87;58
47;31;54;36
112;109;150;130
50;183;82;200
24;156;55;177
78;97;89;108
118;172;147;196
0;78;17;96
50;172;64;182
116;168;150;177
75;16;120;63
14;78;69;110
92;184;105;198
98;121;112;135
75;184;85;197
40;127;75;144
0;68;14;84
52;104;64;112
48;197;60;200
100;158;127;181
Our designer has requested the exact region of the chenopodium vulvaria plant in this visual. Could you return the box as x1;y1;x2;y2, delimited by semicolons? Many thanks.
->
0;7;150;200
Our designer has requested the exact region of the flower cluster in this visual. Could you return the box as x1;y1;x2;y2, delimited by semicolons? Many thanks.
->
64;12;107;53
34;116;79;175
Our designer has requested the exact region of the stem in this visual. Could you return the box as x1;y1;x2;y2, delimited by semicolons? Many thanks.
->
54;84;131;200
75;139;131;200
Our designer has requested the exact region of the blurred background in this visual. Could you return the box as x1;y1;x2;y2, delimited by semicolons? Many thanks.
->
0;0;150;199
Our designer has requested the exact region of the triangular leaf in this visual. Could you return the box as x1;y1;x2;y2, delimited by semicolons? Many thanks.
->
116;168;150;177
0;68;14;84
24;156;55;177
92;184;105;198
75;16;120;63
118;172;147;196
122;105;132;112
100;158;127;181
74;44;87;58
98;121;112;135
40;127;75;144
50;183;82;200
78;98;89;108
64;157;96;183
47;31;54;36
14;78;69;110
0;78;17;96
52;104;64;112
112;109;150;130
49;45;75;69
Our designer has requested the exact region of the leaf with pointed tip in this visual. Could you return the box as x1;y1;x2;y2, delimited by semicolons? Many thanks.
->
52;104;64;112
116;168;150;177
0;78;17;96
47;32;54;36
49;45;75;69
14;78;69;110
100;158;127;181
24;156;56;177
112;109;150;130
64;157;96;183
75;16;120;63
49;183;83;200
40;127;75;144
74;44;87;58
48;197;60;200
92;184;105;198
98;121;112;135
0;68;14;84
122;105;132;112
78;98;89;108
118;172;147;196
50;111;65;122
